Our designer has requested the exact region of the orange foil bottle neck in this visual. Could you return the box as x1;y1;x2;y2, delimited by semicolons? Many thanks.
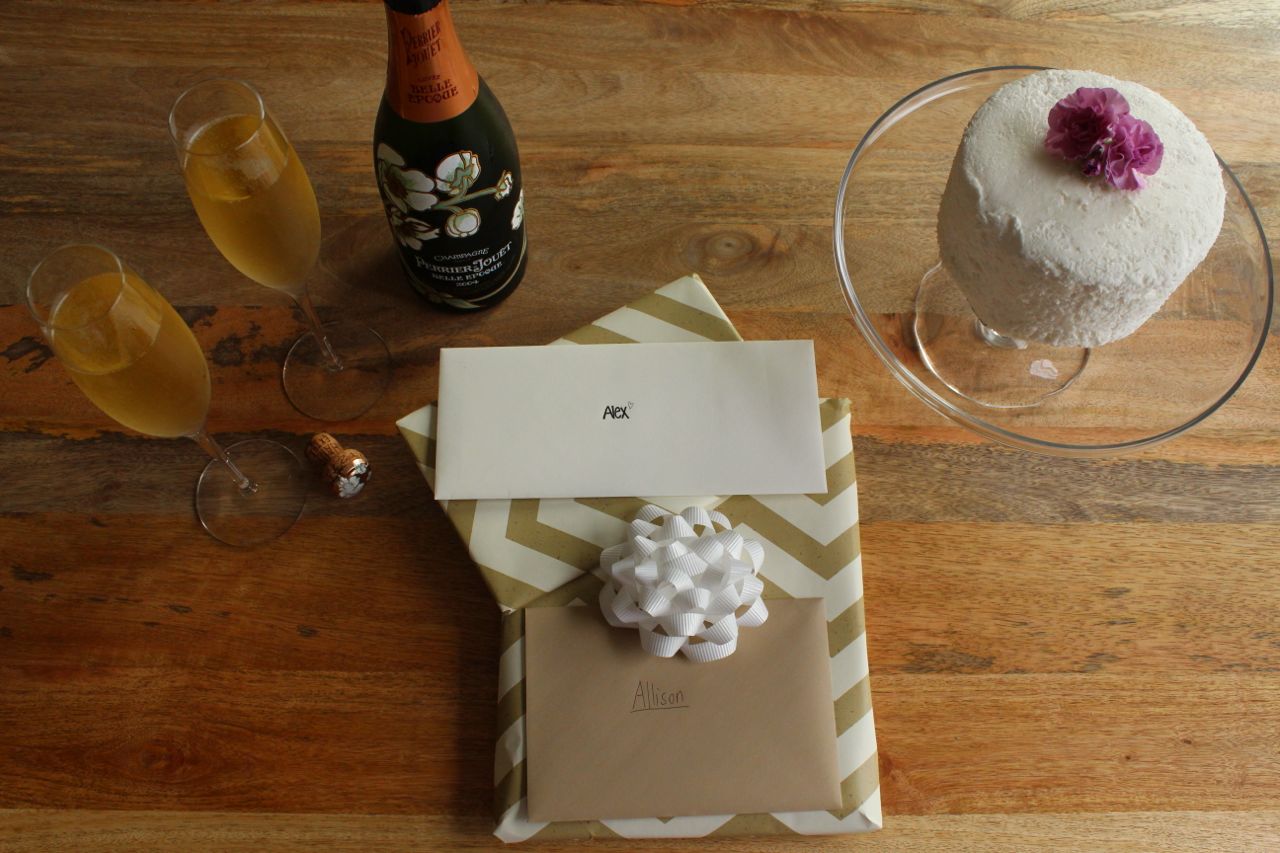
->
384;0;480;123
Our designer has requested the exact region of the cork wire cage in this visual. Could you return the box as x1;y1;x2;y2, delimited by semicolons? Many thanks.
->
833;65;1273;457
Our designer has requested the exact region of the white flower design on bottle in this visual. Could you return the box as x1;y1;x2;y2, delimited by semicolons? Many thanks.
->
376;143;438;212
511;189;524;230
435;150;481;197
494;170;513;200
388;207;439;250
375;144;519;242
445;208;481;238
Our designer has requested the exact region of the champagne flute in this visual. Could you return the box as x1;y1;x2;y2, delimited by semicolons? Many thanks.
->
169;79;392;422
26;244;308;547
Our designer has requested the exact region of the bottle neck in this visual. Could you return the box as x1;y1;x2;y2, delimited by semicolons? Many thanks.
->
383;0;480;123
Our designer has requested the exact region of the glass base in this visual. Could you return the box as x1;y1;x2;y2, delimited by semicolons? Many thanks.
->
196;439;307;547
282;320;392;422
913;263;1091;410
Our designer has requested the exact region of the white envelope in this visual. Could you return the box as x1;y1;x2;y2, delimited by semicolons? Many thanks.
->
433;341;827;500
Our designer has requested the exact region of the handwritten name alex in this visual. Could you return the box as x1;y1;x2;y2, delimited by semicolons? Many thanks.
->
631;680;689;713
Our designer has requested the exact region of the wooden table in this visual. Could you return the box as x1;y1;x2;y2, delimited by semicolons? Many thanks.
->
2;1;1278;850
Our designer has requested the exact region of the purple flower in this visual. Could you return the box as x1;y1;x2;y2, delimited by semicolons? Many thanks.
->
1045;87;1130;161
1043;84;1163;191
1103;114;1164;190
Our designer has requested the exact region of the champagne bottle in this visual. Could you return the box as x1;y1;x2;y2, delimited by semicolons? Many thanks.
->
374;0;527;310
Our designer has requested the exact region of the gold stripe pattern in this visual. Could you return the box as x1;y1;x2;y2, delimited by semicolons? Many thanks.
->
494;761;525;818
495;681;525;738
500;611;524;655
827;599;868;657
530;820;622;840
717;495;861;580
809;450;856;507
476;563;546;611
820;404;849;433
443;499;477;542
626;292;743;342
573;496;651;521
505;499;601;569
525;573;606;609
710;813;796;836
831;752;881;820
834;676;874;735
559;324;636;345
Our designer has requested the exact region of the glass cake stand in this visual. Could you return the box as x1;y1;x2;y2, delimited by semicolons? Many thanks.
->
834;66;1273;456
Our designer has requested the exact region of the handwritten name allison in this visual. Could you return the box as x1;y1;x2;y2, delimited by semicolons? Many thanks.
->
631;680;689;713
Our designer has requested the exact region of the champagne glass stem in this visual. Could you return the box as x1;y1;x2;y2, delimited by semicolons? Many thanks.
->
295;289;345;372
191;429;259;496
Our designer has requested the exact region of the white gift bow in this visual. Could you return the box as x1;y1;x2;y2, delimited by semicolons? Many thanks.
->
597;504;769;663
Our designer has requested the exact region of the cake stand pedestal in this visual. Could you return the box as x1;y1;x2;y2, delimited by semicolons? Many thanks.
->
913;262;1090;409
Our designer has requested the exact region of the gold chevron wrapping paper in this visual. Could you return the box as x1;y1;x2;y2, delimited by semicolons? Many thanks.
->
396;274;881;842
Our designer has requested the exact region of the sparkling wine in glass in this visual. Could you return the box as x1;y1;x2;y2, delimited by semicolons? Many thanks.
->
170;79;392;422
26;244;308;546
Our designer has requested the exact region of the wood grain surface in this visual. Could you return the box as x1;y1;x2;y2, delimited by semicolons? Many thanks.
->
2;1;1278;850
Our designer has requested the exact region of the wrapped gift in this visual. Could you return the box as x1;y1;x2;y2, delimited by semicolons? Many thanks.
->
397;275;881;842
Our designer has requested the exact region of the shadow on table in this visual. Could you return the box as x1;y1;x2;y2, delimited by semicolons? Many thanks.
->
318;214;419;315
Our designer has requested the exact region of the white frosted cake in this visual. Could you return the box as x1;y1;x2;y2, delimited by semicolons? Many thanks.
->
937;69;1225;347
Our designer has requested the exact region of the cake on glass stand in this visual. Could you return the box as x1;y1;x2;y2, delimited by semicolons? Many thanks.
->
834;66;1273;456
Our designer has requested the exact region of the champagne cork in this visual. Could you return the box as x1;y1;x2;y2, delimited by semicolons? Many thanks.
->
306;433;371;498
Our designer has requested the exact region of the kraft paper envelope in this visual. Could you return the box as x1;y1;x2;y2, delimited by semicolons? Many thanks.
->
525;598;842;822
433;341;827;500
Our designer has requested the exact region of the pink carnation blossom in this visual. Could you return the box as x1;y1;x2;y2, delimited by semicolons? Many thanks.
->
1104;113;1164;191
1045;87;1130;161
1043;85;1163;191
